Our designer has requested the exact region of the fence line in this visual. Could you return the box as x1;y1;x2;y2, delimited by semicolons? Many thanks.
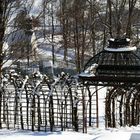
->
0;73;98;132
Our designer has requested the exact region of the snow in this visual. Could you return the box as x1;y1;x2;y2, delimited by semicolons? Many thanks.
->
0;83;139;140
31;31;37;48
0;130;93;140
0;84;138;140
1;126;140;140
36;36;74;62
79;63;99;77
84;63;98;75
79;72;95;77
104;46;137;52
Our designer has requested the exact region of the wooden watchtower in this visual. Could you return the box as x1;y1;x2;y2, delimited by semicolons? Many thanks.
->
79;38;140;129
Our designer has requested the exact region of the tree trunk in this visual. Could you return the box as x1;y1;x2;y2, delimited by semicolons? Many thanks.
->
61;0;68;66
0;0;5;76
91;3;96;56
0;2;6;128
74;18;80;73
126;0;137;38
51;2;55;66
107;0;113;37
81;15;86;69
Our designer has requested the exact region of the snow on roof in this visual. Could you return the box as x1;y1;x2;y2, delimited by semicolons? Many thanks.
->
79;72;95;77
109;38;130;42
104;46;137;52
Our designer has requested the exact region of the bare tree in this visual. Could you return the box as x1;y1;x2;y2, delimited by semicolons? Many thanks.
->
0;0;5;76
0;0;23;76
0;0;24;128
60;0;68;65
107;0;113;37
126;0;138;38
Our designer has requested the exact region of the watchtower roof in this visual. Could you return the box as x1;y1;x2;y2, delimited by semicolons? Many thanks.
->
79;38;140;86
104;38;137;52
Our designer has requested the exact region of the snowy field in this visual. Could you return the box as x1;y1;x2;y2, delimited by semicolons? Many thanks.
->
0;126;140;140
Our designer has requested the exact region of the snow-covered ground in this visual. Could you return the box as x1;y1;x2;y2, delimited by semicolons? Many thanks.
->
0;77;139;140
1;126;140;140
0;85;138;140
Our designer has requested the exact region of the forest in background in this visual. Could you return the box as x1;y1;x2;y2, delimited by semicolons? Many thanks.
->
0;0;140;74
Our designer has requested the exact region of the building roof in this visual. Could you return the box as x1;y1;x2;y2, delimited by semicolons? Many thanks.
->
79;38;140;86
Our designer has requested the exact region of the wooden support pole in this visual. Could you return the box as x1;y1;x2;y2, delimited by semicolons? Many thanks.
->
95;86;99;128
82;84;87;133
